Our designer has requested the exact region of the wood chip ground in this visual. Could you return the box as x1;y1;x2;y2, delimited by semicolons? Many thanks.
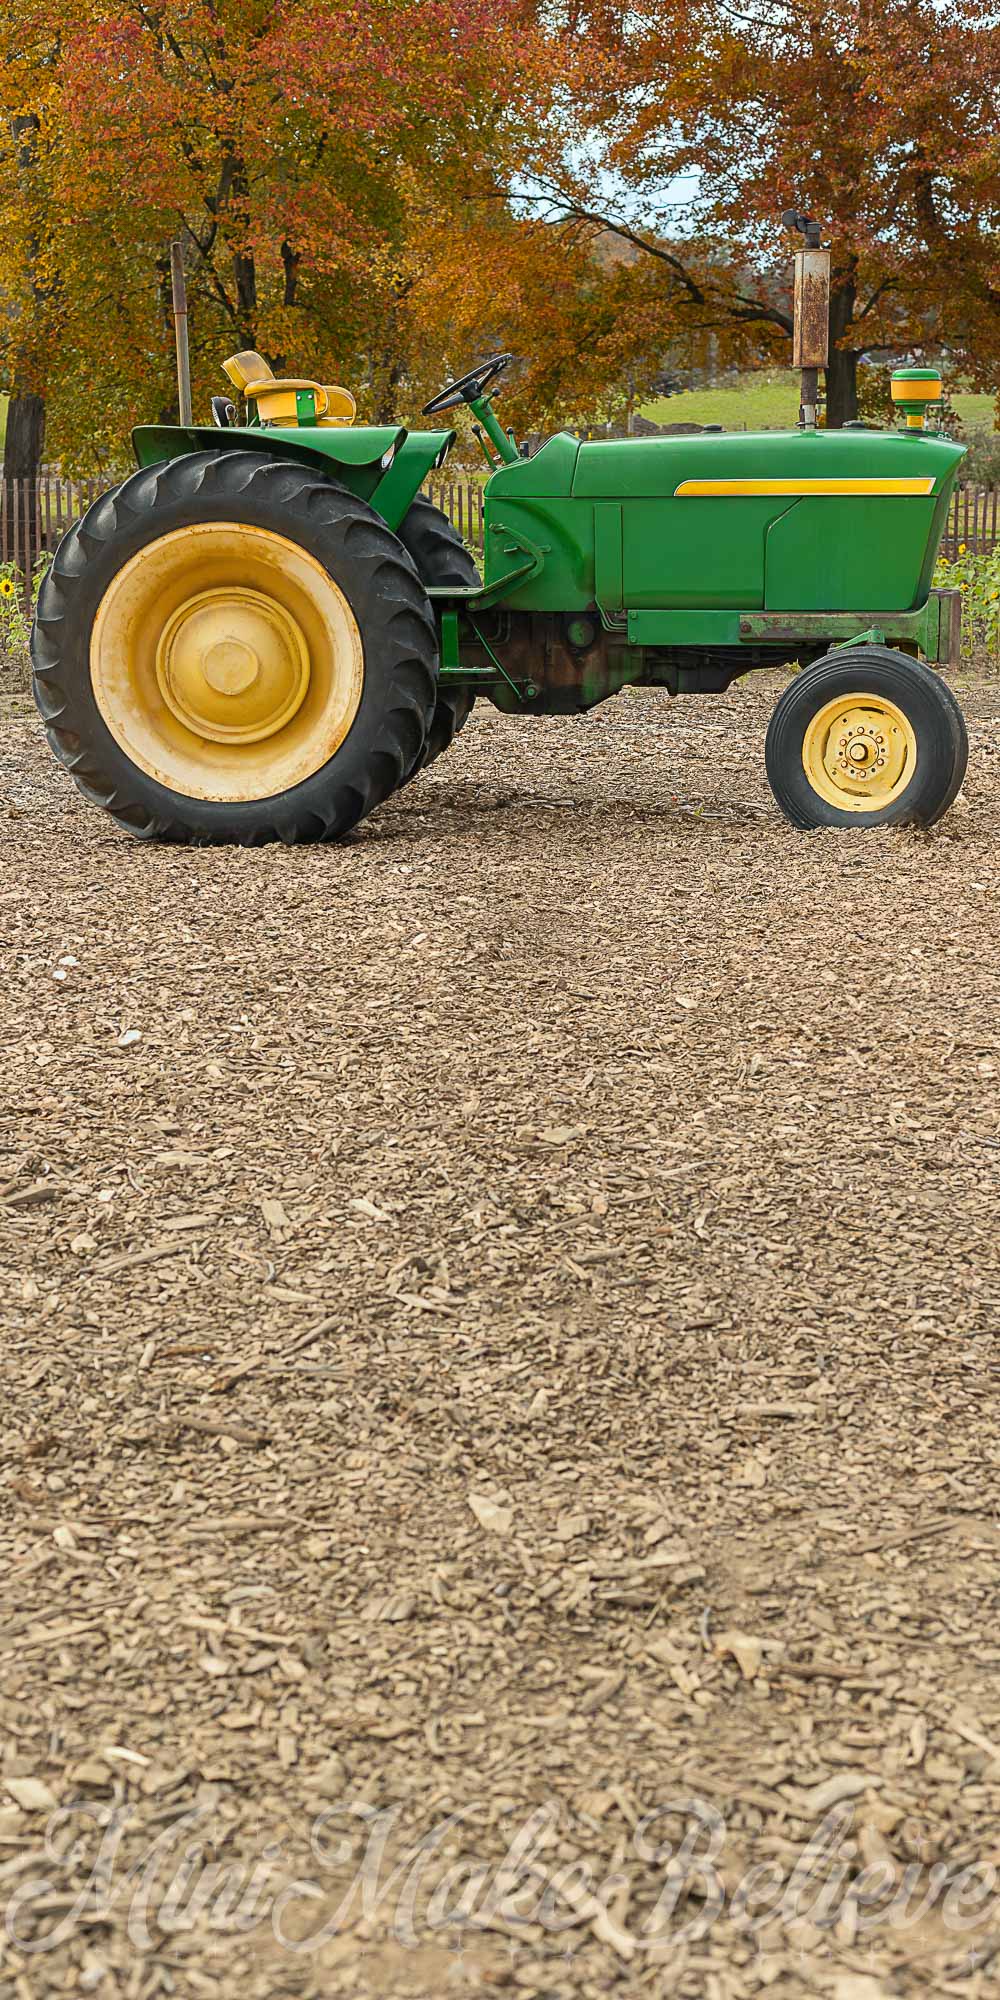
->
2;675;1000;1998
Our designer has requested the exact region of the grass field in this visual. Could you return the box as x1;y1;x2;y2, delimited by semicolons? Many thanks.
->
5;377;993;465
641;368;997;432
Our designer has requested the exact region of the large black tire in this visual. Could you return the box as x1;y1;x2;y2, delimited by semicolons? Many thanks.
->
397;495;478;780
765;647;968;831
31;451;438;845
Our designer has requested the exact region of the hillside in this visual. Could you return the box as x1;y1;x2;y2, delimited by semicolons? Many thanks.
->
641;369;996;432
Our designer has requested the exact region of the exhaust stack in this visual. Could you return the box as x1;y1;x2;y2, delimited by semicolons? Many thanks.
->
782;210;830;430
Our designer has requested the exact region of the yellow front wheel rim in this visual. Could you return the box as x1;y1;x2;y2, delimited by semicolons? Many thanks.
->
91;523;363;802
801;692;917;813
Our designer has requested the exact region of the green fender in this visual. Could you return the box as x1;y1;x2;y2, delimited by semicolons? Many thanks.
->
131;422;456;532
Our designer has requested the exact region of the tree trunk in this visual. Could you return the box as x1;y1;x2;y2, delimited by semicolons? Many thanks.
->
3;391;45;481
2;392;45;570
825;346;859;428
233;249;257;348
280;240;300;308
375;358;403;426
155;253;179;424
824;275;858;427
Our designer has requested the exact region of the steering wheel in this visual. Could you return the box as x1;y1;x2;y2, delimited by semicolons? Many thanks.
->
421;353;512;417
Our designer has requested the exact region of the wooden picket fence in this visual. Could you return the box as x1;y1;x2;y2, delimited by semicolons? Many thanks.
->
1;472;995;610
423;476;485;552
0;473;487;609
939;483;1000;560
2;476;109;608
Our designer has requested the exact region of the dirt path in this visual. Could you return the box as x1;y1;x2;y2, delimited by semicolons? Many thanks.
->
2;677;1000;1999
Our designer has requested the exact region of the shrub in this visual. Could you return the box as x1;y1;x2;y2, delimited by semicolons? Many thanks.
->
0;557;47;712
855;364;894;427
958;426;1000;488
935;543;1000;668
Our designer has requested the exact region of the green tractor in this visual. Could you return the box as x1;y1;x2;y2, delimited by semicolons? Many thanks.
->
31;347;968;842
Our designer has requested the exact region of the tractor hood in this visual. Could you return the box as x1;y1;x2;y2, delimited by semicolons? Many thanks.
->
571;426;967;499
480;423;967;620
569;428;968;617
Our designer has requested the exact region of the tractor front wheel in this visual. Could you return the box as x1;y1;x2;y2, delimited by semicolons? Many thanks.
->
31;451;438;844
765;647;968;831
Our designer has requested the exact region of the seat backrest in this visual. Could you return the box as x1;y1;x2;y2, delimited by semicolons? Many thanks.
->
222;350;274;393
220;354;356;429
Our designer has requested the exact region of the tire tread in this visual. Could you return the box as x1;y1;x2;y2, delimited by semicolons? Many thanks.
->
31;451;438;845
765;646;968;831
397;495;479;780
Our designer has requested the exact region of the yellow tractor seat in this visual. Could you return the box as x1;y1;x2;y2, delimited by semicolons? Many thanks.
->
245;377;330;427
245;376;358;429
222;350;274;394
317;385;357;427
221;352;356;427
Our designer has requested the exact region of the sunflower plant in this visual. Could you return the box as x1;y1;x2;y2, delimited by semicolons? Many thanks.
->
0;564;29;651
0;558;48;664
934;542;1000;669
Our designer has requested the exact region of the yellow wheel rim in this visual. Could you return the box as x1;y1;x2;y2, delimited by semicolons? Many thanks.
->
801;691;918;813
90;524;363;801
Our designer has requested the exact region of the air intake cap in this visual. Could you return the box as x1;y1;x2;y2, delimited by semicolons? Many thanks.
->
891;367;943;430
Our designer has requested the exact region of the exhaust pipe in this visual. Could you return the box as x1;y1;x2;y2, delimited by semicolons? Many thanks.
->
782;210;830;430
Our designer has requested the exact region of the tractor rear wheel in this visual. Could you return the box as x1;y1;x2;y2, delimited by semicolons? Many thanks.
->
31;451;438;844
397;495;478;781
765;647;968;831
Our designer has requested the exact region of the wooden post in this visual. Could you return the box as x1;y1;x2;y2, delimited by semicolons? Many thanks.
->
170;240;193;428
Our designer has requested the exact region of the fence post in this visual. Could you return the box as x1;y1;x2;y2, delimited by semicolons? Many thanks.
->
22;482;33;609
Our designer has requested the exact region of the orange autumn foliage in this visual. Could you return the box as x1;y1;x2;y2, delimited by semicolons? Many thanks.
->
0;0;552;465
522;0;1000;424
2;0;997;467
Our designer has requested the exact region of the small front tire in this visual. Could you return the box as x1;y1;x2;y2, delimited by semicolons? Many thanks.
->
765;647;968;831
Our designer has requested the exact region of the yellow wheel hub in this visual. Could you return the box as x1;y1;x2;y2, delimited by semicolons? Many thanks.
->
156;586;311;744
801;692;917;813
91;523;363;802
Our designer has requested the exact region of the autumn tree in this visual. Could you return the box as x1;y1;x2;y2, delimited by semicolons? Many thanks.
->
5;0;995;463
516;0;1000;424
1;9;61;493
0;0;550;471
3;116;47;485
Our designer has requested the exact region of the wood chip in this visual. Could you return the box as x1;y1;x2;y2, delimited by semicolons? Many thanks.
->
4;676;1000;2000
467;1493;513;1536
713;1630;764;1680
4;1777;57;1811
